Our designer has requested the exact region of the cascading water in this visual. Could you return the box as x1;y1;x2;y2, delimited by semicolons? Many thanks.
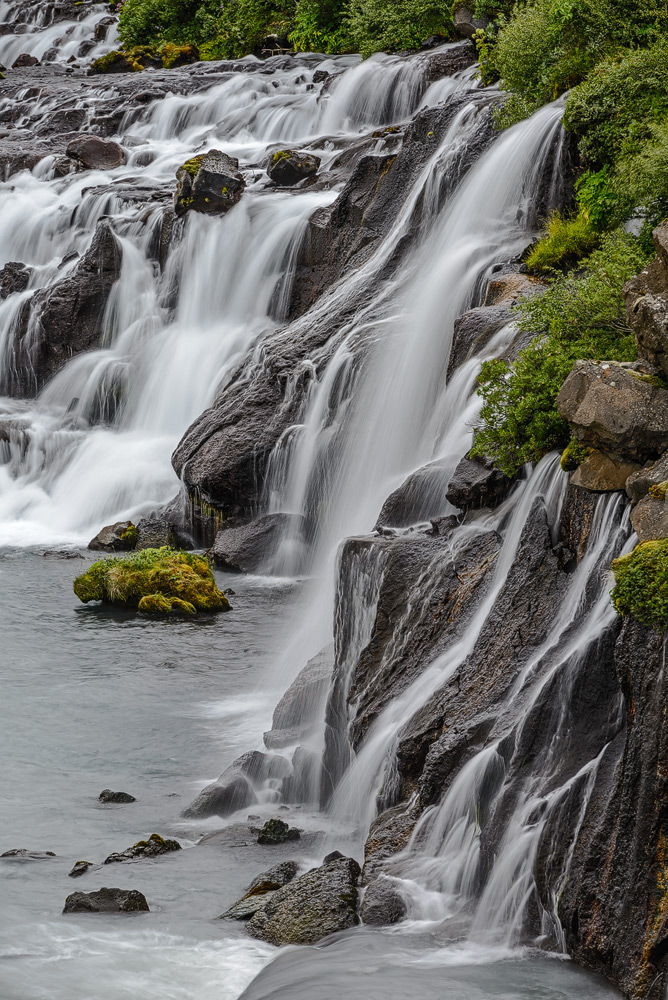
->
0;8;627;1000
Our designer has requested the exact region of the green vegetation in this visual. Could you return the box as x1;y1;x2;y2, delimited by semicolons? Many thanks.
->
560;438;591;472
525;210;599;274
612;539;668;631
471;232;647;476
73;547;230;616
116;0;452;59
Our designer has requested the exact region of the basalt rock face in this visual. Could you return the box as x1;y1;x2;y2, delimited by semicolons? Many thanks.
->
544;620;668;1000
1;220;122;396
174;150;245;216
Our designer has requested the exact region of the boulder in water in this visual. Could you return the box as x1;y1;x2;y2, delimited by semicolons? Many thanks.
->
66;134;125;171
99;789;136;803
257;818;301;845
210;513;304;573
88;521;137;552
247;856;360;945
68;860;93;877
221;860;299;919
0;261;32;299
12;53;39;68
264;646;332;749
174;150;245;216
267;150;320;186
89;47;162;74
181;773;256;819
103;833;181;864
63;887;149;913
361;876;407;926
556;359;668;463
73;548;230;615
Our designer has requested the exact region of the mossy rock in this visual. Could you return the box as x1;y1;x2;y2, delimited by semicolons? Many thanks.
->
560;438;592;472
73;546;230;615
611;538;668;630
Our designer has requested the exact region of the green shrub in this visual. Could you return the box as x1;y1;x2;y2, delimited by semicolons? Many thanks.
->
73;547;230;615
563;41;668;170
345;0;451;58
612;121;668;244
471;232;647;475
525;211;600;275
611;539;668;631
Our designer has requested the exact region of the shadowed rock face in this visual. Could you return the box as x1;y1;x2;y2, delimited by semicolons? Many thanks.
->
1;219;122;396
543;620;668;1000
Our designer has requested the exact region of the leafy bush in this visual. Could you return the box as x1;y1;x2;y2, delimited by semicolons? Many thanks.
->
73;547;230;615
526;211;600;274
563;41;668;170
345;0;451;58
471;232;647;475
611;539;668;631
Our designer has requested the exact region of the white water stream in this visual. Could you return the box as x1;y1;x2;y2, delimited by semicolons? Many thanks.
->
0;10;625;1000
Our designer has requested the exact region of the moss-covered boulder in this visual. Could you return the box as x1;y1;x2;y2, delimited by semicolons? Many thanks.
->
104;833;181;864
267;149;320;186
89;47;162;74
611;538;668;630
174;150;245;216
73;546;230;615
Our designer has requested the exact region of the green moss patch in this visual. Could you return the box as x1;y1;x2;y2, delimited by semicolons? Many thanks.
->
560;438;591;472
611;538;668;630
73;546;229;615
180;155;205;178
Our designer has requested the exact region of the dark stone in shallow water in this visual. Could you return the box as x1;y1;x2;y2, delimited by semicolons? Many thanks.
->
1;848;56;859
361;876;407;926
103;833;181;863
221;860;300;920
211;513;304;573
68;860;93;877
63;887;149;913
99;789;136;803
257;818;301;845
445;453;516;511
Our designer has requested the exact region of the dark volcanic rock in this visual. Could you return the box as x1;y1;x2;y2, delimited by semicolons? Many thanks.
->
0;262;32;298
559;483;600;564
1;219;122;397
211;513;304;573
363;805;416;882
174;150;245;216
66;134;125;170
267;149;320;186
361;876;407;926
445;454;516;512
546;619;668;999
247;856;360;945
63;887;149;913
68;860;93;877
221;860;299;919
181;774;255;819
104;833;181;863
99;789;136;803
448;304;513;378
1;848;56;859
626;452;668;505
264;646;332;749
421;40;476;82
375;459;452;528
453;5;489;37
556;359;668;463
256;818;301;845
12;53;39;67
630;492;668;542
88;522;137;552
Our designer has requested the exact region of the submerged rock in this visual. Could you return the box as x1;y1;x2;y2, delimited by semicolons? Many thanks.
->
1;848;56;859
174;150;245;217
68;860;93;877
211;513;304;573
221;860;299;919
66;134;125;171
267;149;320;186
256;818;301;845
99;789;136;803
88;521;137;552
104;833;181;864
247;856;360;945
63;887;149;913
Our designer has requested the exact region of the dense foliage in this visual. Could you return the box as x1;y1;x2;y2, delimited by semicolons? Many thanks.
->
117;0;452;58
612;539;668;631
73;547;230;615
470;233;647;475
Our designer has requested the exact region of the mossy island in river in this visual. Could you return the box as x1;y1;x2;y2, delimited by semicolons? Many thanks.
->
73;547;230;616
